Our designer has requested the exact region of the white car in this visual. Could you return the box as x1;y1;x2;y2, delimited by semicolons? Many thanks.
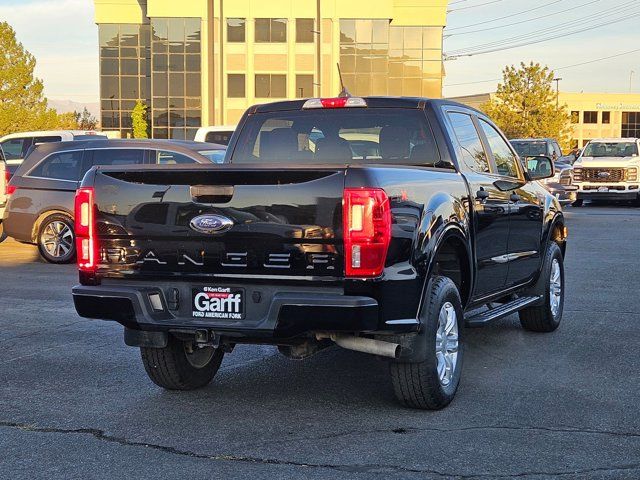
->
0;130;106;171
572;138;640;206
194;125;236;146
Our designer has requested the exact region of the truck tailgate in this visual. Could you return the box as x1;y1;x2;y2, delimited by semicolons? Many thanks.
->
90;165;346;280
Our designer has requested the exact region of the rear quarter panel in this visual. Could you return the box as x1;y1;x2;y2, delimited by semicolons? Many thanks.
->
345;166;471;321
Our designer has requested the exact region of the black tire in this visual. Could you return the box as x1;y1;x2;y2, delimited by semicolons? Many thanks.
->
390;276;464;410
571;199;583;207
140;335;224;390
0;222;6;243
37;213;75;264
519;242;564;332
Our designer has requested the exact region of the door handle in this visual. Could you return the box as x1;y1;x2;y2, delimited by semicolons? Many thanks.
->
476;189;490;200
510;193;522;202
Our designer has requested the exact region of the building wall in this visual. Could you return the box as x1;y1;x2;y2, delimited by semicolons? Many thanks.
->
95;0;448;139
448;91;640;149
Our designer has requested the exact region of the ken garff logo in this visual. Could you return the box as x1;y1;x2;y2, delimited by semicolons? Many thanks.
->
190;214;234;234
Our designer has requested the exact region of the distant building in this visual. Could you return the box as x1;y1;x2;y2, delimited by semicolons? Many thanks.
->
94;0;448;140
449;92;640;148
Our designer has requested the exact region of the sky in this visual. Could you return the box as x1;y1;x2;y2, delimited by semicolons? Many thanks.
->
0;0;638;104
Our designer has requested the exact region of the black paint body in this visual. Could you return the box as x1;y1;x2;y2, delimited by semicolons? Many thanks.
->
73;98;564;345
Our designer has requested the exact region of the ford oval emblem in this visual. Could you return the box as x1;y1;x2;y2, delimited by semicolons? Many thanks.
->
189;214;234;235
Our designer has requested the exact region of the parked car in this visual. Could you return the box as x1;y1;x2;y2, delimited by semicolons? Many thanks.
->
510;138;563;160
194;125;236;146
510;139;577;205
0;145;7;242
572;138;640;206
3;139;225;263
71;96;567;410
0;130;107;174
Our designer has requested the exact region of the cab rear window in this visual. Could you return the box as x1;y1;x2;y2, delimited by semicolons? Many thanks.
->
230;108;446;167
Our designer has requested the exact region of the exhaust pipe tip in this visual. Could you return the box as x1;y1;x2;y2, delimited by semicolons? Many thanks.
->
317;333;401;359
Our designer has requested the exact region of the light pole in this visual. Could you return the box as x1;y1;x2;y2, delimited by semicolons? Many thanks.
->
553;77;562;108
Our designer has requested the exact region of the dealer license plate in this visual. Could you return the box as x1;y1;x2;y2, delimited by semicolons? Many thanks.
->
192;286;245;319
597;186;609;192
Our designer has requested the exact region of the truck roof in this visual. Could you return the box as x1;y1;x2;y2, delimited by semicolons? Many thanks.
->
249;97;481;114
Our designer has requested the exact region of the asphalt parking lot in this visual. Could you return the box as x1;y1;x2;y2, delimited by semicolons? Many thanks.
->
1;204;639;479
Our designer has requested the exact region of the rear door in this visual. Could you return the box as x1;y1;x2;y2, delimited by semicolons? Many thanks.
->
476;118;543;288
444;110;511;298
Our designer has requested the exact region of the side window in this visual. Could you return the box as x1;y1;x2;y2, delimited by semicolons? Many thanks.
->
32;136;62;144
204;131;233;145
91;149;145;166
553;142;562;158
154;150;196;164
478;119;520;178
448;112;490;173
1;138;27;160
29;151;83;181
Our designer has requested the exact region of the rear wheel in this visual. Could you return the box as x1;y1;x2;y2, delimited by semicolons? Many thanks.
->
519;242;564;332
390;276;464;410
140;336;224;390
37;214;75;264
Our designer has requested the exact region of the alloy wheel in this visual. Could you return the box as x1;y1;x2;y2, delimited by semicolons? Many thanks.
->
435;301;459;387
41;220;74;259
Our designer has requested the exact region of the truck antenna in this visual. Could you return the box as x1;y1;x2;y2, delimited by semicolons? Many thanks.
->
337;63;351;98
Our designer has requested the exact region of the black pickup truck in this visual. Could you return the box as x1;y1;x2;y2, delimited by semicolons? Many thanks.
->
72;97;567;409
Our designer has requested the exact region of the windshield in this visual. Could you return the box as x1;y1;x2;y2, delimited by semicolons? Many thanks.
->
229;108;445;167
582;142;638;158
511;141;548;157
198;149;226;164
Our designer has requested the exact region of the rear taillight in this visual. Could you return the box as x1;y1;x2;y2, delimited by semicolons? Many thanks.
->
74;187;96;271
5;170;13;196
343;188;391;278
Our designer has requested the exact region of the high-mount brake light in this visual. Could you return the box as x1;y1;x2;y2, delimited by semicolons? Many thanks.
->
343;188;391;278
74;187;96;271
302;97;367;109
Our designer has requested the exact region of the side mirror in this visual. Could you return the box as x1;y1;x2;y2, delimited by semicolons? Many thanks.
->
525;155;555;180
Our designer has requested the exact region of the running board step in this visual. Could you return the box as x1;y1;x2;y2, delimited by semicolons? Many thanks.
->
465;296;542;327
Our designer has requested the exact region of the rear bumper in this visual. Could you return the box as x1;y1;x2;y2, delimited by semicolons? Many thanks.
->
72;283;415;339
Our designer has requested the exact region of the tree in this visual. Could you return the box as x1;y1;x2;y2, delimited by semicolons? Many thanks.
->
0;22;58;136
481;62;572;150
131;100;148;138
56;111;79;129
77;107;98;130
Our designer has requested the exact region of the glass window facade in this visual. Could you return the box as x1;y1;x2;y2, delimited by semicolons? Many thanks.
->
255;18;287;43
583;111;598;124
228;74;246;98
99;24;151;138
622;112;640;138
151;18;202;140
296;75;314;98
296;19;314;43
255;74;286;98
227;18;246;42
339;19;442;98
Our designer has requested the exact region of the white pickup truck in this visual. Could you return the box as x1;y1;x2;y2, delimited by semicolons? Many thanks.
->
572;138;640;206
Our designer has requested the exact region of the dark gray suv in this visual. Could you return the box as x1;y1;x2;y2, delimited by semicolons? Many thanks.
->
2;139;225;263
